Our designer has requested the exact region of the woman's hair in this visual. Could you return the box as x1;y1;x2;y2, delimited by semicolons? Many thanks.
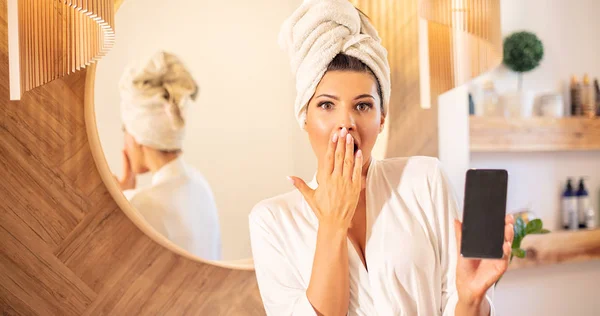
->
326;53;384;112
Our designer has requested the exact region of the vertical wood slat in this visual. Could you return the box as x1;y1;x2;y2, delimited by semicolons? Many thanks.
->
20;0;25;91
11;0;115;99
74;7;79;71
41;0;45;84
33;0;38;87
51;0;54;81
19;0;24;91
29;0;33;88
61;0;65;77
28;0;33;89
419;0;502;108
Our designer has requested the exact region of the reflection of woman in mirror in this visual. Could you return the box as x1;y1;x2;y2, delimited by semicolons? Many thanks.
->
115;51;222;260
249;1;514;315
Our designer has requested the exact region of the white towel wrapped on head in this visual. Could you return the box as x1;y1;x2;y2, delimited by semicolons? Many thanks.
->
119;51;198;151
279;0;391;128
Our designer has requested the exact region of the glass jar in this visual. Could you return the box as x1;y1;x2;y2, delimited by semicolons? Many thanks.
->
540;93;564;117
481;81;504;117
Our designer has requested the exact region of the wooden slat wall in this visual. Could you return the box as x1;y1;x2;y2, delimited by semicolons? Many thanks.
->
351;0;439;158
0;0;265;314
419;0;502;109
13;0;115;99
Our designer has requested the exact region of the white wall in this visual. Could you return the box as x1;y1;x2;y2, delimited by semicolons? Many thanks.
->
438;85;470;203
95;0;312;260
440;0;600;314
480;0;600;99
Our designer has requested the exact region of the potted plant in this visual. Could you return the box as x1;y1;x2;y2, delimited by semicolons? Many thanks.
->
495;216;550;287
501;31;544;117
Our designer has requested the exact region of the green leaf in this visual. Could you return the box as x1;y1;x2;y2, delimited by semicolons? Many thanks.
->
531;228;551;235
512;248;526;258
512;235;523;249
515;217;526;236
512;217;526;248
515;217;525;230
526;219;543;234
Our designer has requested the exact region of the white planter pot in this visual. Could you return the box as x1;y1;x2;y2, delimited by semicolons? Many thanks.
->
500;91;536;118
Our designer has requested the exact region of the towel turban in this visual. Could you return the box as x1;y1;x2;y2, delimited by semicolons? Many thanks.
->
119;51;198;151
278;0;391;128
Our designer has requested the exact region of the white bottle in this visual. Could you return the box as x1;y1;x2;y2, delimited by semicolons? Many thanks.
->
576;178;591;229
582;74;596;118
561;179;577;230
481;81;504;117
585;208;597;229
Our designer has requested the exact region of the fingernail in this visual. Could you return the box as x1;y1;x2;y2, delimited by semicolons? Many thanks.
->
286;176;294;185
346;133;352;144
332;133;338;143
356;149;362;158
341;127;347;137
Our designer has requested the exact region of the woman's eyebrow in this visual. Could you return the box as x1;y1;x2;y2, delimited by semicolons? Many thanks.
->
315;94;339;100
354;94;374;100
315;94;375;100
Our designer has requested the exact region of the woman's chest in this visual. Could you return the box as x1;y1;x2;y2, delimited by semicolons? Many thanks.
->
364;205;438;282
285;200;439;290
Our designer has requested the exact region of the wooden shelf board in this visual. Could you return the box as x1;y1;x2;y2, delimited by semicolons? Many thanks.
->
508;228;600;270
469;116;600;152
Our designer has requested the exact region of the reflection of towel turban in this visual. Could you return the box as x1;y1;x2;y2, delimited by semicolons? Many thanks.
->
119;51;198;151
279;0;391;128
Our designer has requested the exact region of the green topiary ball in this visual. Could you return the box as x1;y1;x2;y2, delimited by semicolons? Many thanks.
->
503;31;544;73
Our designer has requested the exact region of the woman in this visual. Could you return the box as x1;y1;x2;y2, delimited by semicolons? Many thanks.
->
115;51;222;261
249;1;514;315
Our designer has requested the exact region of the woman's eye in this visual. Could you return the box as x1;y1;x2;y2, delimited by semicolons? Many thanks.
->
356;103;372;111
318;102;334;110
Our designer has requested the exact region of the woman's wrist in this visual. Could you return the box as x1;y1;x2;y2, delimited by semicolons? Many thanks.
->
456;296;490;316
317;222;348;241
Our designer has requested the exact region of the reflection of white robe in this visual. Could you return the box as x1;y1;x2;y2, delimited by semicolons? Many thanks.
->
249;156;495;316
123;156;222;260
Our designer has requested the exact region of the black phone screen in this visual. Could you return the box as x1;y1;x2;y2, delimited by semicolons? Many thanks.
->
460;169;508;259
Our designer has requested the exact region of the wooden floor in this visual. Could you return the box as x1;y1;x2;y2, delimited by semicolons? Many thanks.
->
0;1;265;314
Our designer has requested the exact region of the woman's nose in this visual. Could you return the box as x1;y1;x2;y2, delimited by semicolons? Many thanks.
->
336;111;356;131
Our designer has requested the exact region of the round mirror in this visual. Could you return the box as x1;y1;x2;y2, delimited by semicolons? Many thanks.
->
93;0;313;262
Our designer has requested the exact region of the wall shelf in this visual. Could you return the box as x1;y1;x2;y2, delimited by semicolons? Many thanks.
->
469;117;600;152
508;228;600;270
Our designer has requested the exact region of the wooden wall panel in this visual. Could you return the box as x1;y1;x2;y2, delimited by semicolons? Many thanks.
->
0;0;265;314
352;0;439;158
11;0;115;99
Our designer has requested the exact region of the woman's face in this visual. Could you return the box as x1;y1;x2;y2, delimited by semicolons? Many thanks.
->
305;70;384;174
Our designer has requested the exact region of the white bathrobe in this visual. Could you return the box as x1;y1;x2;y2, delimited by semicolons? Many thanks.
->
249;156;495;315
123;156;222;260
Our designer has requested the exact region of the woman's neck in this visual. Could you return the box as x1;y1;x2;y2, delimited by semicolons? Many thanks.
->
361;156;371;177
144;149;182;173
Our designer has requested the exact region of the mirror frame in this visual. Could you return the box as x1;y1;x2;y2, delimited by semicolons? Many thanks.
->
83;0;254;271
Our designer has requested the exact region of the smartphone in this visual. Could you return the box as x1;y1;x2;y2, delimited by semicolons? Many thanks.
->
460;169;508;259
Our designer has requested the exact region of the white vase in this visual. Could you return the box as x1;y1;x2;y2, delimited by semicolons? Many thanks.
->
500;91;536;118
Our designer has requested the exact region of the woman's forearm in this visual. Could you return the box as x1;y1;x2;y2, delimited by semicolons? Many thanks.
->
455;297;491;316
306;224;350;316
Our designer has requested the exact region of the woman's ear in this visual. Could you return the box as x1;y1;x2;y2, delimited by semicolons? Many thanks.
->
379;114;386;133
